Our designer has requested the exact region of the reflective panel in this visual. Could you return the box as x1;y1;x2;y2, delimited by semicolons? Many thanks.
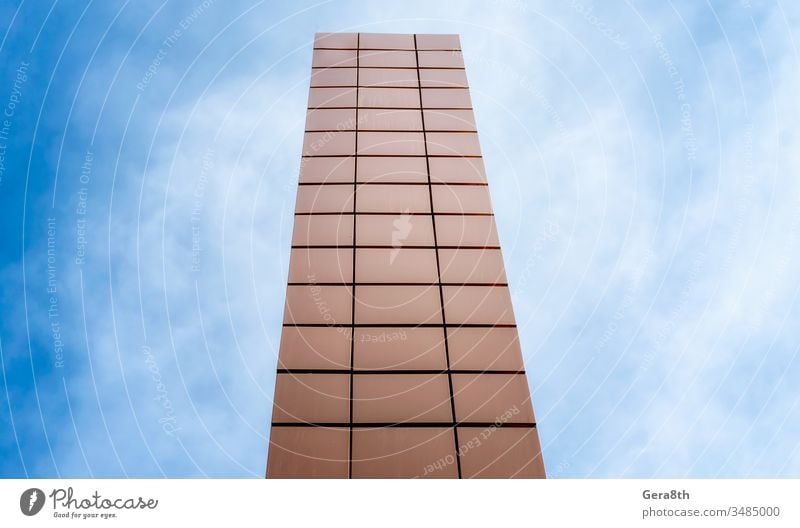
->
352;428;457;478
353;374;452;422
267;426;350;478
354;326;446;370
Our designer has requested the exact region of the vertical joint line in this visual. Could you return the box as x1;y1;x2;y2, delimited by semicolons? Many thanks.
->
349;32;360;480
414;33;462;479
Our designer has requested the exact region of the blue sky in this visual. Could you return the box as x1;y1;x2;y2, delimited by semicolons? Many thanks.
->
1;0;799;478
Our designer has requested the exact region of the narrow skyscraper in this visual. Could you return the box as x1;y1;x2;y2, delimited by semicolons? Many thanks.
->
267;32;545;478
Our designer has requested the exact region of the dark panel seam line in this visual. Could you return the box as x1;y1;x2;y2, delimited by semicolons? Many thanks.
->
282;323;517;328
277;370;526;375
301;154;484;158
290;246;502;250
310;86;471;90
308;106;474;111
306;129;477;133
297;182;489;187
314;48;462;51
346;32;361;480
312;66;466;70
271;422;537;428
286;283;509;287
294;212;494;217
415;33;462;479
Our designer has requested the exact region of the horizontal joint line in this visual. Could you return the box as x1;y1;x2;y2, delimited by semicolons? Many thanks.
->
297;182;488;187
286;282;508;287
294;212;494;216
281;323;517;328
290;245;501;250
277;369;525;375
271;422;537;428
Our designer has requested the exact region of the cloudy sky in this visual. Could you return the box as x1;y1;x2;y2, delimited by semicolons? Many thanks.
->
1;0;799;478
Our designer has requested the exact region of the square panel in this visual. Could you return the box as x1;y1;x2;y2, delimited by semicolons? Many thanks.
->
307;87;357;108
295;184;354;213
434;215;499;246
314;32;358;49
310;68;357;87
443;285;515;325
351;428;458;478
423;109;476;131
358;88;420;108
354;326;446;370
418;50;464;68
431;184;492;214
312;49;357;68
355;285;442;325
298;156;355;184
302;131;355;156
426;132;481;156
287;248;353;283
359;50;417;68
447;327;524;371
353;374;452;422
421;88;472;109
457;426;545;478
419;69;469;88
271;373;350;423
283;284;352;325
356;157;427;183
359;33;415;50
291;213;353;246
355;214;435;246
277;326;352;370
356;184;430;213
359;68;419;88
358;108;422;131
429;157;486;183
355;248;438;283
305;108;356;131
357;132;426;156
438;249;507;284
267;426;349;478
415;34;461;50
452;373;535;423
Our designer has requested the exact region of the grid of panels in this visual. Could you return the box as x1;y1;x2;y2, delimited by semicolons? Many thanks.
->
267;32;545;479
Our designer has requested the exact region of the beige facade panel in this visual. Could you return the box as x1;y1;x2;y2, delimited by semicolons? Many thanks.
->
269;32;544;480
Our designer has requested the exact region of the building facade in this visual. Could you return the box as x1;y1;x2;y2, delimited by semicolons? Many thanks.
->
267;32;545;478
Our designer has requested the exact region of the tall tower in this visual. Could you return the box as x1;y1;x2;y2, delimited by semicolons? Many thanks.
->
267;32;545;478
